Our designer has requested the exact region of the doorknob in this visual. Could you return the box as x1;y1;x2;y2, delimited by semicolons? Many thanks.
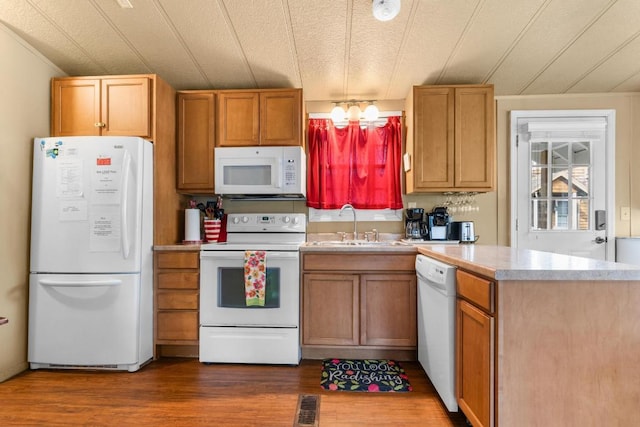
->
594;236;607;244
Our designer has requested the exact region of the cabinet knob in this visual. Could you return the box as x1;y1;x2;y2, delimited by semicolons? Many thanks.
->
94;122;106;128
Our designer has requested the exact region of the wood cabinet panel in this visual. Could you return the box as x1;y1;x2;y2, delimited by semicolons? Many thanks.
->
156;251;199;269
455;87;495;188
157;291;199;310
413;87;454;188
457;270;494;313
217;92;259;146
260;90;302;146
302;273;359;346
156;311;199;341
302;253;416;272
177;91;216;193
456;299;494;427
157;272;199;290
360;274;417;347
51;79;101;136
101;77;151;137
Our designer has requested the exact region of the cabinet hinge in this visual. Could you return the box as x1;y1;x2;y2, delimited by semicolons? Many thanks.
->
516;135;519;147
515;218;518;231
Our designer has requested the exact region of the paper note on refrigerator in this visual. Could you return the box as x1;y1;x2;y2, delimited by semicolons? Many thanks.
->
89;206;121;252
91;155;122;204
56;159;83;198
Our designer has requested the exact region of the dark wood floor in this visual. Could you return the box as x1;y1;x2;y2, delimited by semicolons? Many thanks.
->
0;358;468;426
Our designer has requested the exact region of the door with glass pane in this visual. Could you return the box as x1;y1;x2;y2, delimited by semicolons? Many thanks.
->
511;111;614;260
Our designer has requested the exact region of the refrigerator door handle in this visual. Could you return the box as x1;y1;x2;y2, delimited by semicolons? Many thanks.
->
39;279;123;287
121;150;132;259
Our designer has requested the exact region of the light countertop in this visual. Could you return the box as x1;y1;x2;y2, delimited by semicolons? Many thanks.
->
418;244;640;281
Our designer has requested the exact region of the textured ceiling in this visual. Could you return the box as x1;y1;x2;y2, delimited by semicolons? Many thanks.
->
1;0;639;102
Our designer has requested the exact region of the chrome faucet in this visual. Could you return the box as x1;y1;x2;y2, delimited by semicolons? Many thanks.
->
339;203;357;240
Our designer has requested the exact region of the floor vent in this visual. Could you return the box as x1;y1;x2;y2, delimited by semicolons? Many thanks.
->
294;394;320;427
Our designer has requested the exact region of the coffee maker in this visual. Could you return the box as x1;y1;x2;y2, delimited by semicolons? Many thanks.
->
427;206;451;240
405;208;428;240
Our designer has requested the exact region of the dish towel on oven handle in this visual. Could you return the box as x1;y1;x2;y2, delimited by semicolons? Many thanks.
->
244;250;266;306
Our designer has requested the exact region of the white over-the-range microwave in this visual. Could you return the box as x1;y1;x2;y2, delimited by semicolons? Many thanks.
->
214;146;306;197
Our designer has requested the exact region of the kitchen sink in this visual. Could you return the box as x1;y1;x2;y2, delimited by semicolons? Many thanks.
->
307;240;408;247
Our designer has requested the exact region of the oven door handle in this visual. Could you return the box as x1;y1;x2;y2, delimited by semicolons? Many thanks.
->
200;251;299;260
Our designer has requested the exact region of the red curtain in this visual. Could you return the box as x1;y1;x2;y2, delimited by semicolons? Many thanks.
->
307;116;403;209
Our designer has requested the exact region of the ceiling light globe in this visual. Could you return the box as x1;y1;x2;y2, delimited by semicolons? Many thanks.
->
347;105;362;121
330;105;346;123
364;104;379;121
373;0;401;22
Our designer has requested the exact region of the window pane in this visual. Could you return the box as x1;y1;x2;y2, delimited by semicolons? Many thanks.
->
531;142;548;165
571;166;590;197
551;142;569;166
551;167;569;196
575;199;590;231
572;141;590;165
552;200;569;230
531;166;548;197
531;200;548;230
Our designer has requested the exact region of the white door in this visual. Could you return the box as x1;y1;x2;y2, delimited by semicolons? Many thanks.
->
30;137;149;273
510;110;615;260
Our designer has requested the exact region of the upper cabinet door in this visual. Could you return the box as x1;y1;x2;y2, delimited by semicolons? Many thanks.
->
101;77;151;138
51;79;101;136
177;92;216;193
217;92;260;146
413;86;455;189
454;86;495;190
260;89;302;146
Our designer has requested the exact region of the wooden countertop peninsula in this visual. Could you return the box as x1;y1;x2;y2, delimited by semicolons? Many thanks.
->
418;244;640;426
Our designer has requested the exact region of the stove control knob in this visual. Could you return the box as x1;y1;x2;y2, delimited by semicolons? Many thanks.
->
292;217;300;225
282;216;291;223
241;216;249;223
232;217;240;224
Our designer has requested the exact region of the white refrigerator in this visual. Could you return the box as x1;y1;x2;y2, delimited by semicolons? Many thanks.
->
28;136;153;372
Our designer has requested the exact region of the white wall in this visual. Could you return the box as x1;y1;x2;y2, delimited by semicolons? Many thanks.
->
0;23;63;382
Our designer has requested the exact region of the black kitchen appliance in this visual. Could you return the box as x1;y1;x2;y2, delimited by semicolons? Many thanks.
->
405;208;428;240
427;207;450;240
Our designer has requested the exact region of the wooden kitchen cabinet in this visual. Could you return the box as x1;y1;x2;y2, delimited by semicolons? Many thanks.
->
303;273;360;346
405;84;495;193
177;91;216;193
154;250;200;358
51;76;151;138
301;252;417;360
217;88;302;147
456;269;495;427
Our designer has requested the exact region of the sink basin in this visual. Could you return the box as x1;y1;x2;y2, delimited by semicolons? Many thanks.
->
307;240;408;247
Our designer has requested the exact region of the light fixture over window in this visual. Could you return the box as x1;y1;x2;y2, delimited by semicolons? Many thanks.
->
372;0;400;22
329;100;379;124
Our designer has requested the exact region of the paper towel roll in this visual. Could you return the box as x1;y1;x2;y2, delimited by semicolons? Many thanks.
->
184;209;201;242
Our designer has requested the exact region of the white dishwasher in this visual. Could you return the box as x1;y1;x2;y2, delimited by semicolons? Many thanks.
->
416;254;458;412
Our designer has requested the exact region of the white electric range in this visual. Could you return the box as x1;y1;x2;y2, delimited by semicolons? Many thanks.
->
199;213;306;365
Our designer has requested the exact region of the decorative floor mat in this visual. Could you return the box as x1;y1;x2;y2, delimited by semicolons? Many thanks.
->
320;359;412;392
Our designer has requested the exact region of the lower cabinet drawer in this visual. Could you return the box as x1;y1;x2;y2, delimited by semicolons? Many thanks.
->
157;291;198;309
156;311;199;341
